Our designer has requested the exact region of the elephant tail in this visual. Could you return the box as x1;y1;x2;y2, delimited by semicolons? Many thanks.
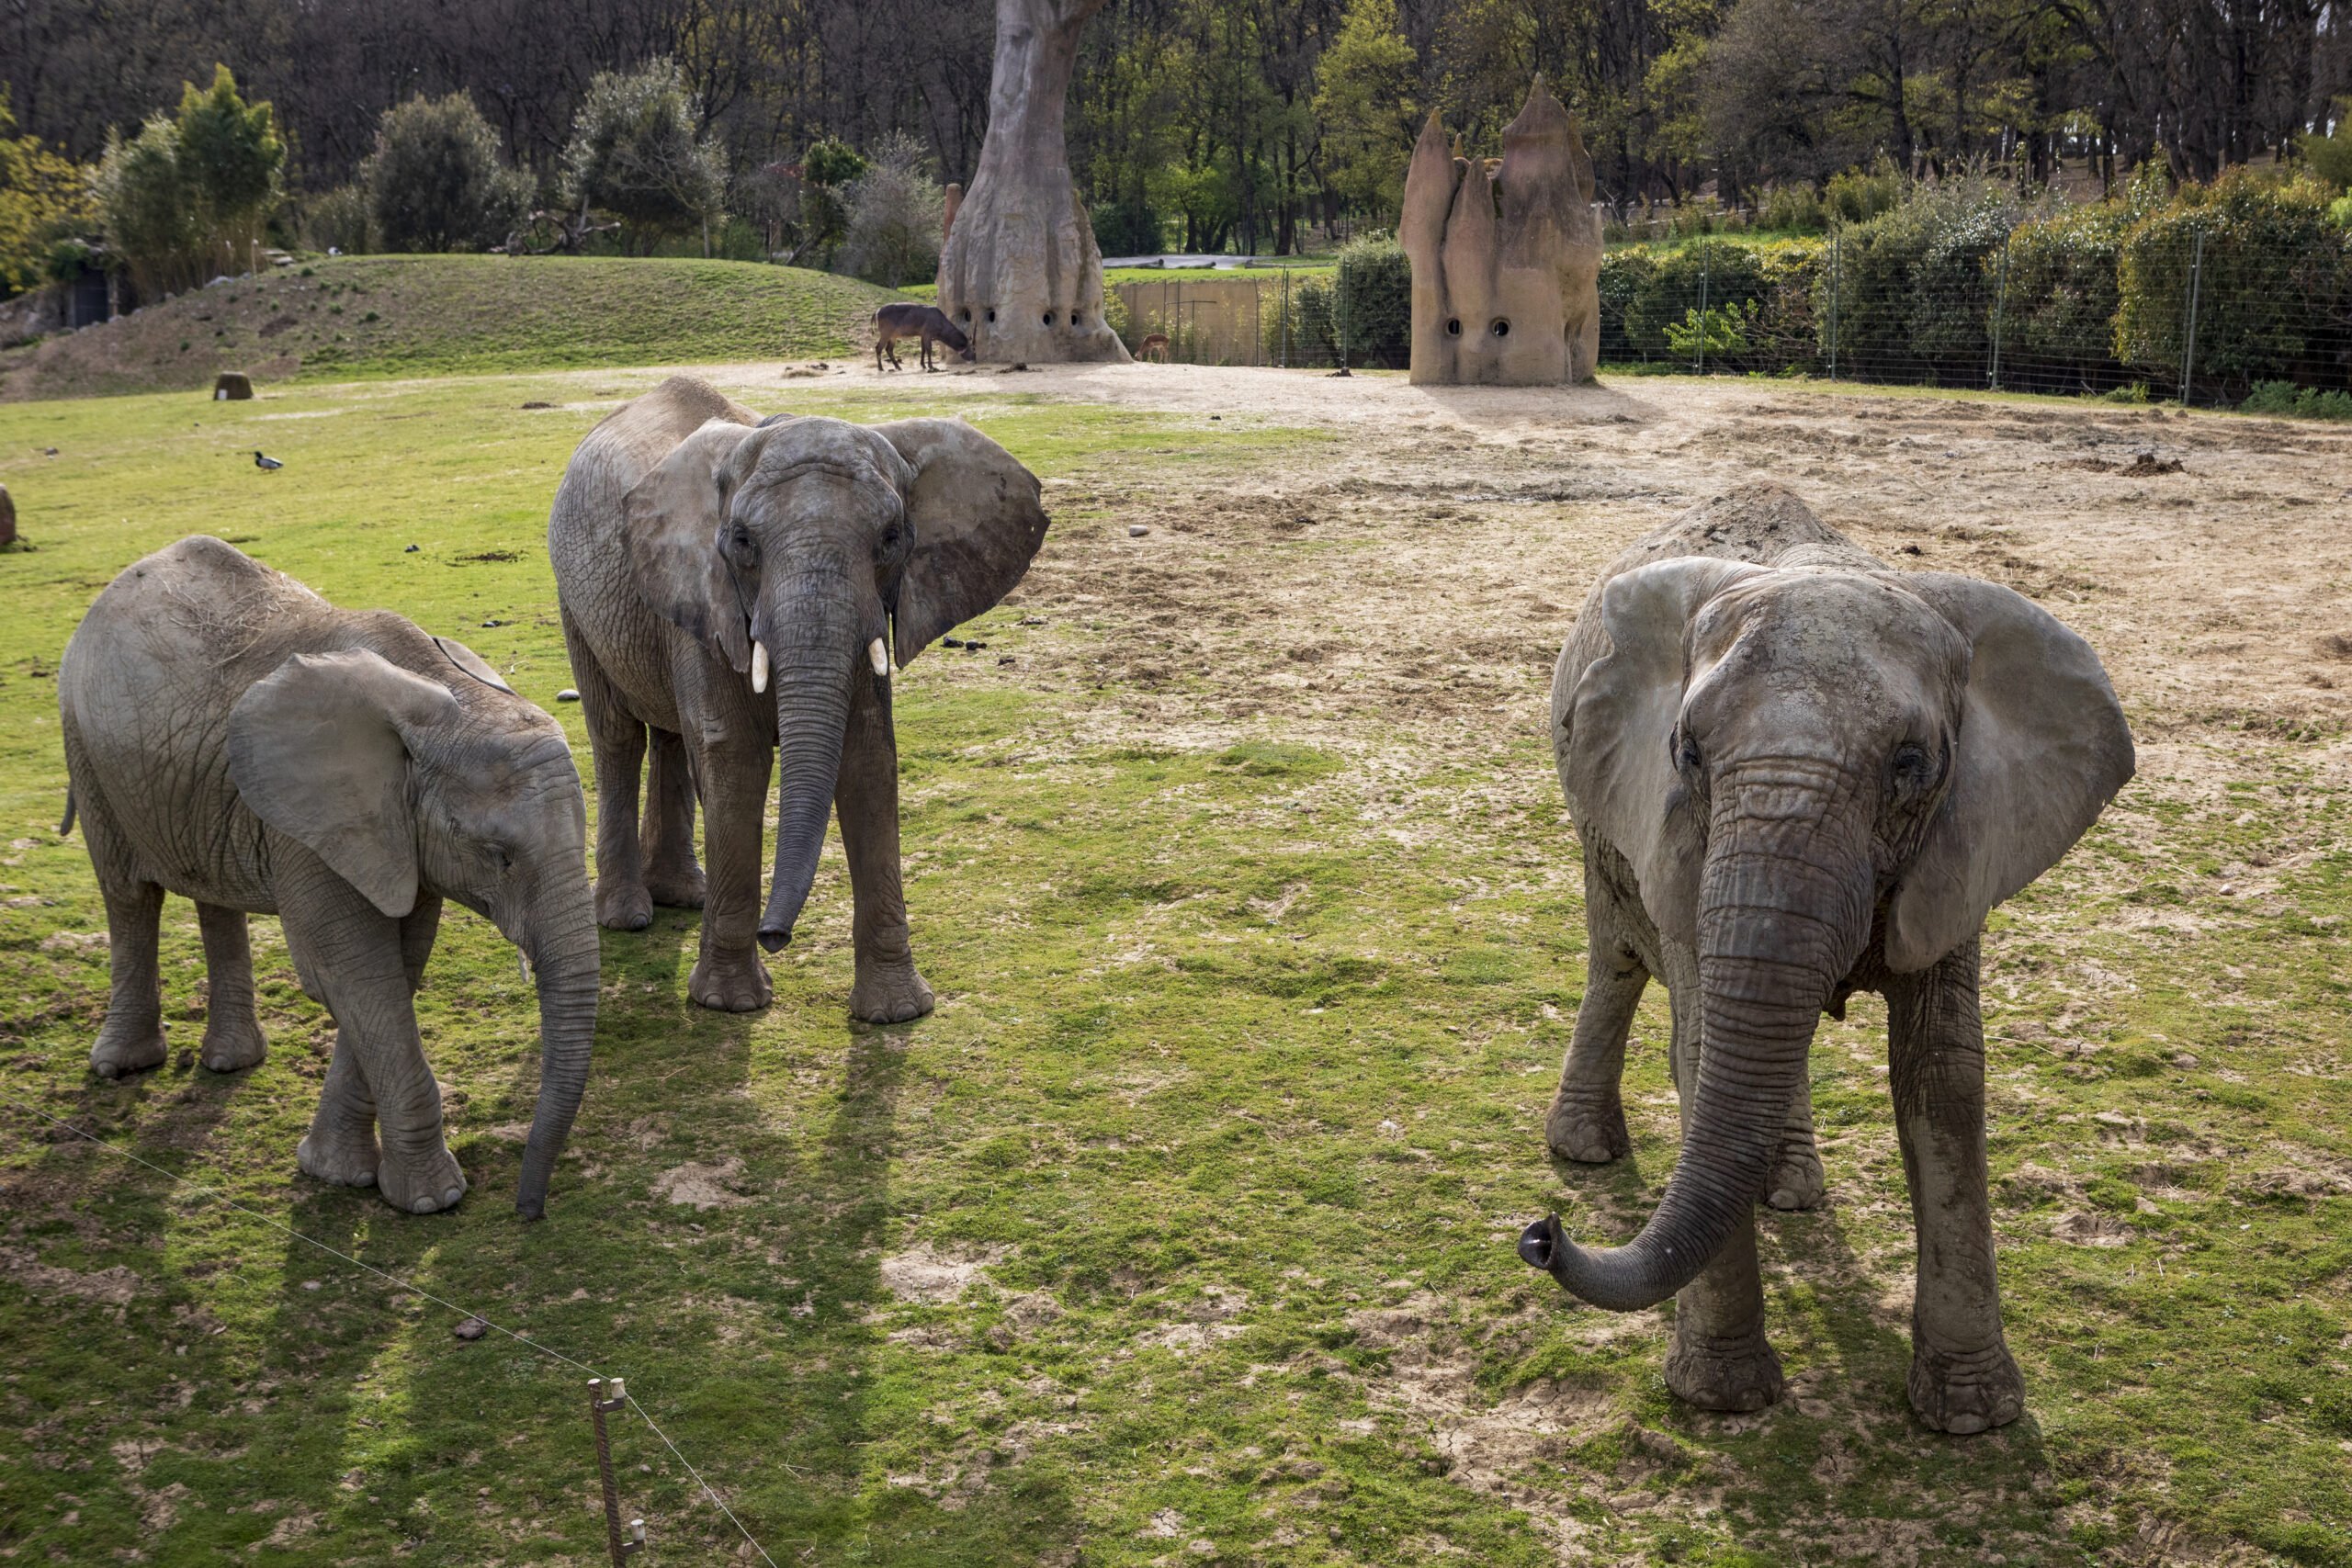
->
57;787;75;838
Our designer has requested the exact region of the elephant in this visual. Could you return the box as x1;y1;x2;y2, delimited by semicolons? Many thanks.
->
1515;484;2133;1432
547;376;1047;1021
58;536;596;1218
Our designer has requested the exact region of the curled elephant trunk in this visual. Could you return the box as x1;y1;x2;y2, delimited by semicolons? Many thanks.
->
755;586;863;953
1524;779;1871;1309
516;875;599;1220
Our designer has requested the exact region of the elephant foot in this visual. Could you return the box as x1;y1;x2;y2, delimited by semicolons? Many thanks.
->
594;877;652;932
375;1139;468;1215
1665;1329;1784;1413
90;1018;167;1080
297;1118;381;1190
689;951;773;1012
643;861;707;909
1909;1341;2023;1435
1544;1088;1631;1164
851;959;934;1025
1765;1142;1827;1212
199;1008;268;1074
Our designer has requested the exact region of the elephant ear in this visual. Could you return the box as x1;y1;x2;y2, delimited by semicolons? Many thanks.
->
227;649;459;919
1561;557;1764;948
432;636;513;694
622;419;759;673
1883;575;2133;972
870;418;1048;667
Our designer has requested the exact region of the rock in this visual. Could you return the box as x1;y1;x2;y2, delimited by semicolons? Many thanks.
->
454;1316;488;1340
211;371;254;400
1399;80;1602;386
1128;525;1149;537
0;483;14;547
555;688;581;703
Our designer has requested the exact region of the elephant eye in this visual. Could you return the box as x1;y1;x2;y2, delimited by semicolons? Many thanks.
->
1670;728;1702;775
1891;741;1936;790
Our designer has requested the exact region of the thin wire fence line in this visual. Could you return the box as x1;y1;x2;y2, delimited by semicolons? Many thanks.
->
0;1094;782;1568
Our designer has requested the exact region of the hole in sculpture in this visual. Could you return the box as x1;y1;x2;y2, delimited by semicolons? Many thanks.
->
1071;312;1082;326
1043;310;1056;326
957;309;970;322
1490;319;1510;337
1445;318;1462;337
985;308;997;323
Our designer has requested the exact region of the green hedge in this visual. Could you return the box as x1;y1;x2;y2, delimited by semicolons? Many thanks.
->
1814;180;2023;384
1996;202;2134;392
2116;170;2352;396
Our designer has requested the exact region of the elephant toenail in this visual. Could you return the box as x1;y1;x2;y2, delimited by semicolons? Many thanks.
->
442;1187;463;1207
413;1196;436;1214
355;1171;375;1187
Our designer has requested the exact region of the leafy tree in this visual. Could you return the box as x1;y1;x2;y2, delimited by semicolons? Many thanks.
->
363;94;534;253
172;64;283;256
2305;101;2352;192
93;65;281;299
1313;0;1419;219
559;58;729;253
838;132;945;288
94;118;201;298
0;94;93;299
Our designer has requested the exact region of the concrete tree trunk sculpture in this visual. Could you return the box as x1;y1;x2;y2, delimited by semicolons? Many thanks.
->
936;0;1130;363
1400;80;1602;386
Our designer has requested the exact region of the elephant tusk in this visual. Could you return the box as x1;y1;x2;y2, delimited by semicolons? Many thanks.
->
752;641;770;694
517;948;532;984
868;637;889;677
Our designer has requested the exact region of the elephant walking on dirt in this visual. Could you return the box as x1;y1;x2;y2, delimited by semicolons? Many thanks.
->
1517;485;2133;1432
59;537;598;1217
548;376;1047;1021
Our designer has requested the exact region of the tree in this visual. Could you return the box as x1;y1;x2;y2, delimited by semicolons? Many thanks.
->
93;65;283;298
173;64;283;254
559;58;729;254
94;118;201;298
0;93;93;299
838;132;946;287
1313;0;1419;217
363;93;534;252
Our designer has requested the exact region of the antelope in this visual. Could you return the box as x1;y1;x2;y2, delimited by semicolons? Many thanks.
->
873;303;974;372
1138;333;1170;363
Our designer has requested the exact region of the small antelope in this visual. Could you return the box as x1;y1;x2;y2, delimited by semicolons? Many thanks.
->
1138;333;1170;363
873;303;974;372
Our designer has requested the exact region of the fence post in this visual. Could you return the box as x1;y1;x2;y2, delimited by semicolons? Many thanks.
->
1987;235;2009;392
587;1379;645;1565
2179;228;2205;408
1694;251;1710;376
1254;278;1262;367
1827;229;1840;382
1339;265;1350;371
1281;268;1290;368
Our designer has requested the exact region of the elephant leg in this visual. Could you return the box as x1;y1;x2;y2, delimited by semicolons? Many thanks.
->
1545;852;1645;1162
837;676;932;1024
686;728;775;1012
1658;942;1783;1411
196;903;268;1072
90;876;168;1079
1886;941;2021;1434
640;728;705;908
564;607;652;931
280;861;464;1213
400;895;443;992
1765;1081;1827;1213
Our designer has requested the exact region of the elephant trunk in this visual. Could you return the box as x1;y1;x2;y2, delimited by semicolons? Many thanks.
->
1522;769;1871;1309
516;872;599;1220
756;574;863;953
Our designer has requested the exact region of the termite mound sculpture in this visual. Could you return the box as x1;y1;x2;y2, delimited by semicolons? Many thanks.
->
1399;81;1602;386
936;0;1130;364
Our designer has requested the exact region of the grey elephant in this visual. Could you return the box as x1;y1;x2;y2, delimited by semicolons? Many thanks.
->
59;537;596;1217
1516;485;2132;1432
548;376;1046;1020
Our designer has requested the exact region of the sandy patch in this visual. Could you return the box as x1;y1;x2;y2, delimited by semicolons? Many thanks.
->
878;1242;1008;1303
649;1158;752;1210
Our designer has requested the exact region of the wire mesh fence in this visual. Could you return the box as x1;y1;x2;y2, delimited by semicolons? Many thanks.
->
1117;217;2352;414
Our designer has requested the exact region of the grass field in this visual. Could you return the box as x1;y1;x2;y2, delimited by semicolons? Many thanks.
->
0;256;892;402
1;358;2349;1566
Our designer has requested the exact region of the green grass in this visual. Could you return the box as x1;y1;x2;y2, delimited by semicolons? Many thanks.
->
0;368;2348;1565
0;255;890;401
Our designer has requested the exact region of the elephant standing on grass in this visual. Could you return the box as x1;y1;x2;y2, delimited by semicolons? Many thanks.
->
1519;485;2133;1431
548;376;1046;1021
59;537;597;1216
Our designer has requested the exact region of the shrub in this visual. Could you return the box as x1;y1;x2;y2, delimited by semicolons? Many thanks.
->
2117;169;2352;398
2302;100;2352;191
1995;202;2133;392
173;65;283;258
95;118;201;298
1623;239;1768;362
1748;238;1824;371
1597;249;1655;362
1815;179;2025;384
1262;271;1338;363
1332;235;1410;367
560;58;728;251
300;184;374;254
363;93;533;253
1092;196;1163;257
1757;184;1825;233
1824;159;1902;224
837;132;944;288
2241;380;2352;419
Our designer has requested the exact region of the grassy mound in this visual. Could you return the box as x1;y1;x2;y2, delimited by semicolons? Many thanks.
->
0;255;896;401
